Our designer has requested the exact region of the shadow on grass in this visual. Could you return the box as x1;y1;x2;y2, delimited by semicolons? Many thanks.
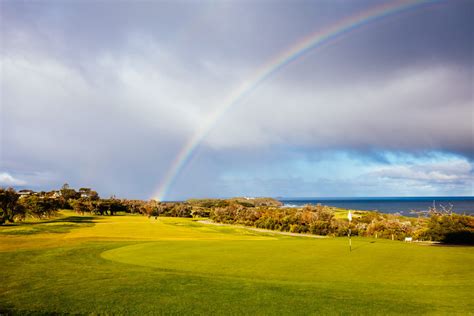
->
3;215;100;226
351;240;376;252
0;215;99;235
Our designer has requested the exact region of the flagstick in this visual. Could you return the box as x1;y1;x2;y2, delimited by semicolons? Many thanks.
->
349;228;352;252
348;210;352;252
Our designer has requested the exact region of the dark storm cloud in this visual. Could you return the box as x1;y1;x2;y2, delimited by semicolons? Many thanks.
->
4;1;471;70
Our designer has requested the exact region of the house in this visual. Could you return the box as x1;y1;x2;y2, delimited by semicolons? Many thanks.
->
50;191;62;199
18;189;35;199
78;188;98;199
79;188;91;198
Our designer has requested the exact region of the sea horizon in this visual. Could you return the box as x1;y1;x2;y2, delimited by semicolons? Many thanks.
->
276;196;474;215
276;195;474;200
163;196;474;215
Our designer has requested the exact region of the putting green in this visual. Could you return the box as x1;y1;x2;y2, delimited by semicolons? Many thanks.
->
102;238;473;286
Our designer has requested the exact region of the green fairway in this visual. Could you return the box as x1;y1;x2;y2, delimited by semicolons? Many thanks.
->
1;212;473;315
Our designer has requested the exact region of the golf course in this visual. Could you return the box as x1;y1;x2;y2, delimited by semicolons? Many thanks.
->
0;211;472;315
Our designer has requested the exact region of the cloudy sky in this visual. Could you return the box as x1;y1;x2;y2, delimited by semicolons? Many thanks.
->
1;0;473;200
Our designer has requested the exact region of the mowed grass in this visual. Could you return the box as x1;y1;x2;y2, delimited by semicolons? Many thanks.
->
0;211;473;315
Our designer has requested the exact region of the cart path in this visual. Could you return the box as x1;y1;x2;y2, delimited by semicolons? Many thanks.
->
197;220;327;238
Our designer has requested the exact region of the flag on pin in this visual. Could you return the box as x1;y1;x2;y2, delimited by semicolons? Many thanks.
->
347;210;352;222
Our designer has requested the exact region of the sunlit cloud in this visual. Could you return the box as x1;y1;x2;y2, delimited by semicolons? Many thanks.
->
0;172;26;186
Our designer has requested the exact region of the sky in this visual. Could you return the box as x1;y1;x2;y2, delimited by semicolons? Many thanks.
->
0;0;473;200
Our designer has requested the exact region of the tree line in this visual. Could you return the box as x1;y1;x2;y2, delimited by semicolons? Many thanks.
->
1;186;472;244
0;185;197;223
210;203;473;244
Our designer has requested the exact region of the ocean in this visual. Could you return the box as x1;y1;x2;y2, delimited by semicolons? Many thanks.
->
278;197;474;215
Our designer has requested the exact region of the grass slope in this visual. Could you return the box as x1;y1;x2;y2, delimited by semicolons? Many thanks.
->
0;211;473;315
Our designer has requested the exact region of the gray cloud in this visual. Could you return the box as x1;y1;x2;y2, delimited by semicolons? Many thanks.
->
1;0;472;198
208;64;473;156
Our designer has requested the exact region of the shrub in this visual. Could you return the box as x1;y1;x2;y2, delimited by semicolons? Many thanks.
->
422;214;474;244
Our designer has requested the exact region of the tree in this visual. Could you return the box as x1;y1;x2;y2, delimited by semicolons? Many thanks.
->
71;198;93;215
0;188;25;224
89;190;99;200
19;196;59;219
92;200;109;216
108;198;127;215
60;183;79;200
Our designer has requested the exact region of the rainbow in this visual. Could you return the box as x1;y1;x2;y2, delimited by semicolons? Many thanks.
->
152;0;439;201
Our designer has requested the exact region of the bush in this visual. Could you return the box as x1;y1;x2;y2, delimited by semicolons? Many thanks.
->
422;214;474;244
191;208;210;218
